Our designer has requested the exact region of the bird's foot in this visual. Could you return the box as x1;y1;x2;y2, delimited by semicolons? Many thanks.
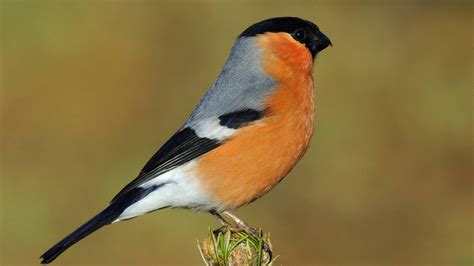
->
212;224;260;238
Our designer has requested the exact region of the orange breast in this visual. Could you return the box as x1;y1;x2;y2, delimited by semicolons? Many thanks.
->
197;33;315;209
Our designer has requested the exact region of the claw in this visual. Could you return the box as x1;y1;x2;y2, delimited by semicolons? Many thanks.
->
212;226;229;238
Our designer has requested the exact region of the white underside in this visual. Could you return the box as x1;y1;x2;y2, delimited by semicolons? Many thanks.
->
114;160;217;222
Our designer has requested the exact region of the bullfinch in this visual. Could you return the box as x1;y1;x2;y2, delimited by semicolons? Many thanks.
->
40;16;331;263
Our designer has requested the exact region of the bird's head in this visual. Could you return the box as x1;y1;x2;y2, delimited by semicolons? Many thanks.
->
229;17;331;78
239;17;332;59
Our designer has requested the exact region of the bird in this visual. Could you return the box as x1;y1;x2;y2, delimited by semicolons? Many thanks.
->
40;16;331;264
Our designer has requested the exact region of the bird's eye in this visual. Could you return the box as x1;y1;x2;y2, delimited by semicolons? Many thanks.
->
292;29;307;42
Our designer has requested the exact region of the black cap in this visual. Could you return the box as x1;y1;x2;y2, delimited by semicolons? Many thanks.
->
240;17;332;58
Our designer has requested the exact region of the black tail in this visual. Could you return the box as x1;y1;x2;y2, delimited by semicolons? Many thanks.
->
40;207;116;264
40;186;159;264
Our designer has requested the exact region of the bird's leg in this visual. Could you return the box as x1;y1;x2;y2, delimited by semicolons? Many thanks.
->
210;211;230;226
209;210;260;239
222;211;261;237
209;211;232;236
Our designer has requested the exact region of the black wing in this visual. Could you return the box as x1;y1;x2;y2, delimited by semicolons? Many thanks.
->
111;127;219;202
111;109;264;203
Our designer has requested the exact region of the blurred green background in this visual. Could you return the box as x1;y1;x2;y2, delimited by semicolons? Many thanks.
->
1;0;472;265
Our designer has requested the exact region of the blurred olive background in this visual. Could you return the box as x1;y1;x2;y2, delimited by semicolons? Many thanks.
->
1;0;472;265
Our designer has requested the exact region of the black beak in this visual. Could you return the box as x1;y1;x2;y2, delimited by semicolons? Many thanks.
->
308;29;332;58
315;31;332;53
